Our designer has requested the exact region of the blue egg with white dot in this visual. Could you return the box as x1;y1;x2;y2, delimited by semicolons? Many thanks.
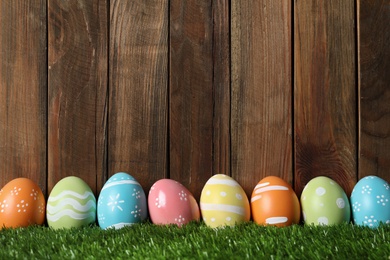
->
350;176;390;228
97;172;147;229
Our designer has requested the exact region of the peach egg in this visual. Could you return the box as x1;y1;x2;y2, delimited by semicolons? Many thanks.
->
0;178;45;228
251;176;300;227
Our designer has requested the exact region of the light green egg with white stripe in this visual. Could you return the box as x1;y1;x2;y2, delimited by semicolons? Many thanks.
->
47;176;96;229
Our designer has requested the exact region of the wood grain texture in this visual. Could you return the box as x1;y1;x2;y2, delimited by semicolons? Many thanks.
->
109;0;168;192
294;0;357;196
358;0;390;182
231;0;292;196
212;0;231;176
48;0;108;194
170;0;214;200
0;1;47;193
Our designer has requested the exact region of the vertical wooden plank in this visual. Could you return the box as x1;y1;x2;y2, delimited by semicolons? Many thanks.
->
294;0;357;196
170;0;214;199
212;0;231;176
48;0;108;194
231;1;292;195
109;0;168;192
0;1;47;193
358;0;390;182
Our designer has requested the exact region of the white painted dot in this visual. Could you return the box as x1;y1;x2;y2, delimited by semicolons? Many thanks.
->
318;217;328;225
336;198;345;209
236;194;242;200
220;192;227;197
206;190;211;196
316;187;326;196
226;217;232;221
211;218;216;222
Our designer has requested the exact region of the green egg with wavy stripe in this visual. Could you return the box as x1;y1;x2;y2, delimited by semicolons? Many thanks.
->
47;176;96;229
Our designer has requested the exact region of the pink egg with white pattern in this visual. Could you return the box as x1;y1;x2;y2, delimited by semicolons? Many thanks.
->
148;179;200;227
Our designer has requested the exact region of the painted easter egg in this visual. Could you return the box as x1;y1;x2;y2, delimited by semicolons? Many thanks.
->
351;176;390;228
148;179;200;226
0;178;45;228
97;172;147;229
200;174;250;228
301;176;350;226
251;176;300;227
47;176;96;229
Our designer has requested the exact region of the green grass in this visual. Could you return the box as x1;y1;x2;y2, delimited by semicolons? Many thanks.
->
0;222;389;259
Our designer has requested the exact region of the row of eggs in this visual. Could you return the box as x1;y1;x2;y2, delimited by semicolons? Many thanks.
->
0;173;389;229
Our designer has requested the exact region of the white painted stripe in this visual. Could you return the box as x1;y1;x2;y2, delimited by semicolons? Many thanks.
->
47;199;96;214
200;203;247;216
251;195;262;203
48;191;95;202
101;180;141;191
254;182;270;190
107;223;134;229
255;185;288;194
266;217;288;224
47;209;96;222
206;179;239;187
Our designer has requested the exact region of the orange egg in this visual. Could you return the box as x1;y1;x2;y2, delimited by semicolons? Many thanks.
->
251;176;300;227
0;178;46;228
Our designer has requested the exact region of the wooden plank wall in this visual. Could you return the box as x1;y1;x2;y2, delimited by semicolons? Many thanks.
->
48;0;108;195
0;0;389;200
294;1;357;196
0;1;47;194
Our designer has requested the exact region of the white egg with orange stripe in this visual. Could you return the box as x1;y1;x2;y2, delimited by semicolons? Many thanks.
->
200;174;250;228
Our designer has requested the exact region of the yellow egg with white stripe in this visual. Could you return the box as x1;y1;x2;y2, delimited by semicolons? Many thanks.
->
200;174;250;228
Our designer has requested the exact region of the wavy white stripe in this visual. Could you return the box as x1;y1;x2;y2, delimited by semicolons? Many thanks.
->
48;191;95;202
200;203;247;216
47;199;96;214
47;209;96;222
101;180;141;191
266;217;288;224
254;185;288;194
205;179;239;187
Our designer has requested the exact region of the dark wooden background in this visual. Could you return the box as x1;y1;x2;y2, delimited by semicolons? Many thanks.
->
0;0;389;201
